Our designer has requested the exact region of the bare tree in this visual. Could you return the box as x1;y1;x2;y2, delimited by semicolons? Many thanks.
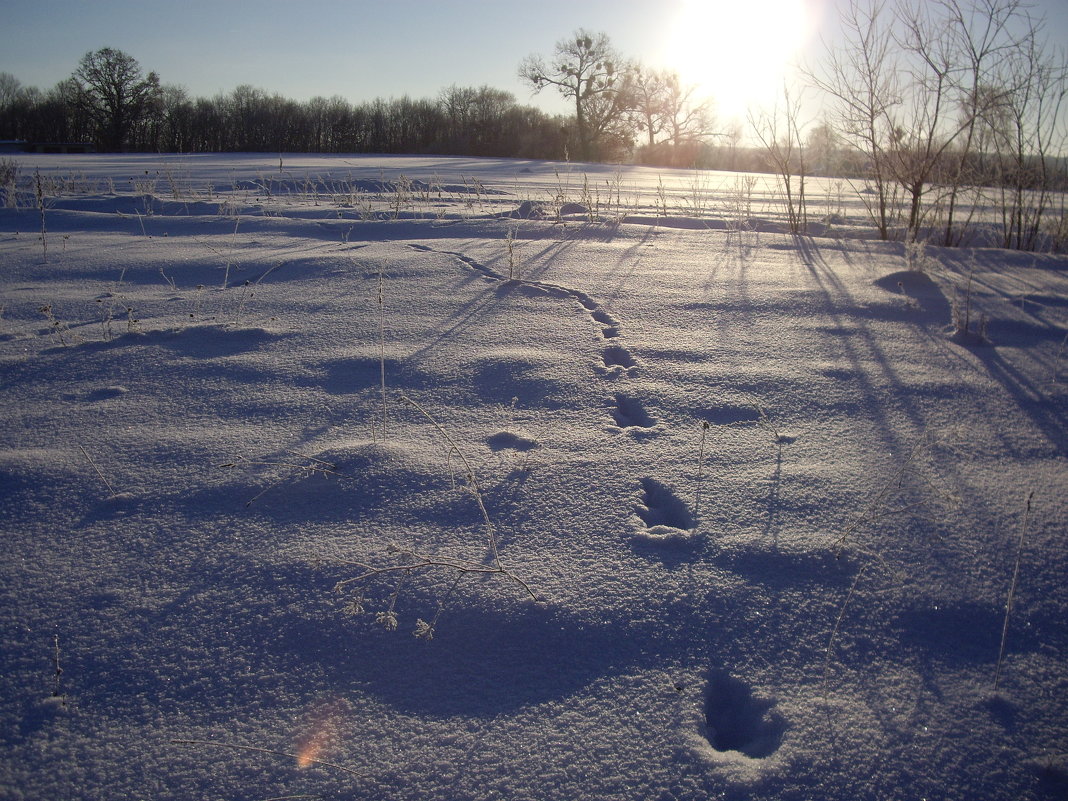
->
73;48;158;151
810;0;1065;250
750;84;808;234
660;75;716;150
937;0;1031;245
631;68;716;165
631;67;670;149
0;73;22;111
988;30;1068;250
807;0;901;239
518;30;635;160
884;0;966;242
807;121;841;175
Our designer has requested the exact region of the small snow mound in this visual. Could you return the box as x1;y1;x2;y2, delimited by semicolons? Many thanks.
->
875;269;951;317
86;386;129;402
506;200;548;219
703;671;785;759
558;202;589;216
314;440;425;474
243;439;449;516
875;269;941;294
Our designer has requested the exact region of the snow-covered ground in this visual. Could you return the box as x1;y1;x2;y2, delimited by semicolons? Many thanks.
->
1;153;1066;800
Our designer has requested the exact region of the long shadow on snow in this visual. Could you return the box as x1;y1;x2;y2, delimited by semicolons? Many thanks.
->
275;600;639;717
50;550;694;722
967;346;1068;454
891;599;1067;667
795;235;942;450
74;324;293;359
172;448;477;528
297;355;430;396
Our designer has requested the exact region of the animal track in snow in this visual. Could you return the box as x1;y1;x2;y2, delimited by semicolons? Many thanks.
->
407;242;642;431
591;309;621;338
406;242;625;342
608;394;657;430
632;478;694;542
599;345;637;375
407;242;497;281
702;671;785;759
486;431;538;452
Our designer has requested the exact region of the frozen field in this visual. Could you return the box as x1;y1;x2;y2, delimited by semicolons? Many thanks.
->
1;153;1066;800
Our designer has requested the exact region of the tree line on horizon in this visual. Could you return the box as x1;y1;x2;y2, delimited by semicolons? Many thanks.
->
0;62;574;162
0;40;730;168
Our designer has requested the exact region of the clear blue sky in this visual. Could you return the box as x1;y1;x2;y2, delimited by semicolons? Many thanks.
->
3;0;1067;124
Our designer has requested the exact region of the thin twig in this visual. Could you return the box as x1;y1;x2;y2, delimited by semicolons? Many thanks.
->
170;738;367;779
693;421;709;527
824;562;870;681
994;490;1034;692
220;456;340;476
399;393;500;566
78;444;115;496
222;218;239;289
377;264;388;437
219;452;341;507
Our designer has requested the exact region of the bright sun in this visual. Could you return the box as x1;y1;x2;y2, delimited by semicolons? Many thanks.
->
665;0;818;121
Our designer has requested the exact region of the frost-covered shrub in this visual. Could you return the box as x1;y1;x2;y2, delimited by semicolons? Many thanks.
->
0;158;19;208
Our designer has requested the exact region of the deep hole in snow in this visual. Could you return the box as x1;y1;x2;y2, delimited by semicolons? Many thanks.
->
602;345;636;369
610;394;656;428
703;671;785;758
636;477;692;530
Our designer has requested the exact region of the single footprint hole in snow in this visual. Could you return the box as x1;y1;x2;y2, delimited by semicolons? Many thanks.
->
636;477;692;530
486;431;537;452
591;308;619;327
703;671;785;759
610;394;656;428
602;345;636;369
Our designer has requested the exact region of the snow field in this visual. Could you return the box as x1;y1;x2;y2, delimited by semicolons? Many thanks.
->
1;153;1066;800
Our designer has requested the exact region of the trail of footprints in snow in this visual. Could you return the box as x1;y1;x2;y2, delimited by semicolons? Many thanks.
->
406;241;641;394
408;242;681;537
410;241;781;760
406;243;661;444
406;246;700;546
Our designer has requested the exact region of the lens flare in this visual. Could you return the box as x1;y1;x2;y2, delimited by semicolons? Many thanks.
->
294;699;346;769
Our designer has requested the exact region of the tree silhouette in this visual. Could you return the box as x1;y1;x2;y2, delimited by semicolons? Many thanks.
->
73;48;159;151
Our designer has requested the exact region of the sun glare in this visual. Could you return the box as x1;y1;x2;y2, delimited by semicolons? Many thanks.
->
666;0;818;121
294;700;345;769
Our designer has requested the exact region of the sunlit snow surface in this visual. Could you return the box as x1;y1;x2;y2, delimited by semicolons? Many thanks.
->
1;153;1067;800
